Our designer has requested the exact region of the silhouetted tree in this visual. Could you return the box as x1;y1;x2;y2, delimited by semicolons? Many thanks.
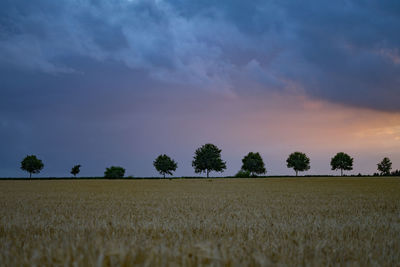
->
286;152;310;176
331;152;353;176
192;143;226;178
20;155;44;178
153;154;178;178
377;157;392;176
104;166;125;178
241;152;266;177
71;164;81;177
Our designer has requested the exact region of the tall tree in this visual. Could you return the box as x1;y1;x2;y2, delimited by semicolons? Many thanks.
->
153;154;178;178
286;152;310;176
331;152;353;176
192;143;226;178
377;157;392;176
20;155;44;178
241;152;266;177
71;165;81;177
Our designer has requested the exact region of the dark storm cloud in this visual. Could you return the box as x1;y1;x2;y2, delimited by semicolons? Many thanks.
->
278;0;400;110
1;0;399;110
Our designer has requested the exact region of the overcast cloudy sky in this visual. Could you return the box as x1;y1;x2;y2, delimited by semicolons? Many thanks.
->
1;0;400;177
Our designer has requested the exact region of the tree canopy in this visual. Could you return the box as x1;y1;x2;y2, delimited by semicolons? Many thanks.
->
286;152;310;176
330;152;353;176
104;166;125;178
192;143;226;178
377;157;392;176
153;154;178;178
241;152;266;177
71;165;81;177
20;155;44;178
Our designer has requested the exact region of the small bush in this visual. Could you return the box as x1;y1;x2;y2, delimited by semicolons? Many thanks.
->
104;166;125;178
235;170;251;178
390;169;400;176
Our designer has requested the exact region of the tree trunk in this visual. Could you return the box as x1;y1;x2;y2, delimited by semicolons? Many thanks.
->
295;170;298;176
207;170;209;178
163;173;166;179
30;172;32;179
341;169;343;176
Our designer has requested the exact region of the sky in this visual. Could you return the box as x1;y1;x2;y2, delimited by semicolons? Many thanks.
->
1;0;400;177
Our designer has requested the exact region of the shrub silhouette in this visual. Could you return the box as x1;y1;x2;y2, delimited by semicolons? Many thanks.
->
104;166;125;178
235;170;251;178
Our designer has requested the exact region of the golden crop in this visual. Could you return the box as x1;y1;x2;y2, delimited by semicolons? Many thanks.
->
0;178;399;266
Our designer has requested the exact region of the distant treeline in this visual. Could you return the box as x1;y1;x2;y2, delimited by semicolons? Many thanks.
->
17;143;398;179
2;174;400;180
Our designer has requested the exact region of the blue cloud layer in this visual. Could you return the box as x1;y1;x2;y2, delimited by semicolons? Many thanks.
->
1;0;399;110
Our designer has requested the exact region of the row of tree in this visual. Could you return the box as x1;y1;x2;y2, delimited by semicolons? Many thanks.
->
20;143;395;178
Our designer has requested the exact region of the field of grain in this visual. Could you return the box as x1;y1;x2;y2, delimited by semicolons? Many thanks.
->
0;178;399;266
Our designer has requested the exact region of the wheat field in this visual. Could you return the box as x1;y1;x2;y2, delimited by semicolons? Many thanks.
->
0;178;399;266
